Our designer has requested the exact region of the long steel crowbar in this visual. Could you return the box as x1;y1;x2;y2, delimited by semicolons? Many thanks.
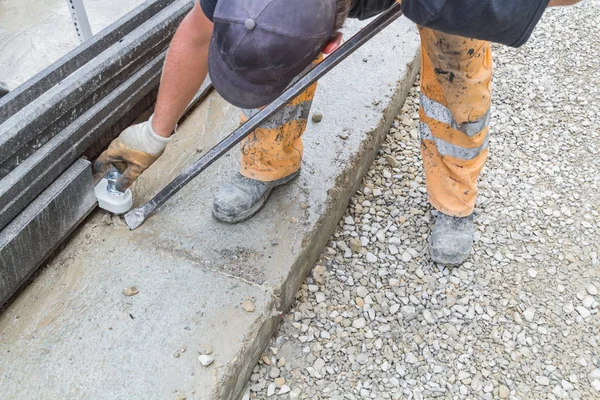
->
124;4;403;230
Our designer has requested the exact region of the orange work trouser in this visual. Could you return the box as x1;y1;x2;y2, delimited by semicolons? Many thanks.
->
239;29;492;216
418;28;492;217
239;57;321;182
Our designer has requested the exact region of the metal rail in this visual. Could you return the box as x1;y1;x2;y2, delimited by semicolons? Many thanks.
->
0;0;205;302
0;160;96;306
0;54;164;230
0;0;174;124
125;3;404;230
0;0;192;175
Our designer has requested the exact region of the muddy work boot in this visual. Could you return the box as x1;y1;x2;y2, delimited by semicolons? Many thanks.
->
213;170;300;223
428;213;474;266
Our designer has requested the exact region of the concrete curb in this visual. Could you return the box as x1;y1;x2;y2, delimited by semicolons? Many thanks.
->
0;18;420;400
218;58;421;400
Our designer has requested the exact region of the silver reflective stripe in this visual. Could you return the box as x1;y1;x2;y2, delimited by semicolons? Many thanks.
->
420;93;453;125
242;100;312;129
420;93;489;137
420;122;489;160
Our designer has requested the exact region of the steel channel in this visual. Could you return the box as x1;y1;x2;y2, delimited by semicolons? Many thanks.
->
0;159;96;306
0;53;165;231
0;0;192;169
0;0;175;123
0;33;173;179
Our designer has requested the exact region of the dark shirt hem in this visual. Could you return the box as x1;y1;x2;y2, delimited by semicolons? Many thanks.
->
510;0;550;47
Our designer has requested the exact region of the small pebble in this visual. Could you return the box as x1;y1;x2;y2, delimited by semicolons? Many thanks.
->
198;355;214;367
366;252;378;263
242;299;256;312
401;252;412;262
528;268;538;278
123;286;139;297
279;385;291;395
274;377;285;388
267;383;276;397
352;318;366;329
269;367;280;379
535;376;550;386
523;307;536;322
575;306;591;318
498;385;510;399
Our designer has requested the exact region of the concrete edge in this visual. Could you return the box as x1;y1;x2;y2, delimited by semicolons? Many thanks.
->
215;51;421;400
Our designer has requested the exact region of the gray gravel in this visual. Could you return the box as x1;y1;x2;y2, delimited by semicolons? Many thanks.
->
247;2;600;399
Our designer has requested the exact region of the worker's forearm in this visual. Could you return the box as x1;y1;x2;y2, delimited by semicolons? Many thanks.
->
152;4;213;137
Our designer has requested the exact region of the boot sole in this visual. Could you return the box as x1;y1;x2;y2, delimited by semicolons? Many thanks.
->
213;170;300;224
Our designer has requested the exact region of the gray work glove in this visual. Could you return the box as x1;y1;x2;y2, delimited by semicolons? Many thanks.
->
94;115;171;191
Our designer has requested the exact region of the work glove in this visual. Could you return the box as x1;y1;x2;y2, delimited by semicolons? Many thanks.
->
94;115;171;191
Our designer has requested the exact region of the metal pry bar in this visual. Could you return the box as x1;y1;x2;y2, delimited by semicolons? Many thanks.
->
124;4;403;230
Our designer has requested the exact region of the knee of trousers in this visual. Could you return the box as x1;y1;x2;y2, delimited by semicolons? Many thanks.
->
238;81;318;181
237;54;322;181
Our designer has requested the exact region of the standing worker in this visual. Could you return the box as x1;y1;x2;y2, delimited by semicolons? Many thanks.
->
95;0;580;266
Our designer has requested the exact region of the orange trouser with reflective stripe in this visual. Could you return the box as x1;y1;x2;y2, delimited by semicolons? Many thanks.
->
239;56;321;182
239;81;317;181
418;28;492;217
239;29;492;217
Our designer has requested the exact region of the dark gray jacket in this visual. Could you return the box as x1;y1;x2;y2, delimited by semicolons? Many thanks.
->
350;0;550;47
201;0;550;48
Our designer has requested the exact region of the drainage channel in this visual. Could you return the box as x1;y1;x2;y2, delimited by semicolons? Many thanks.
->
0;0;206;305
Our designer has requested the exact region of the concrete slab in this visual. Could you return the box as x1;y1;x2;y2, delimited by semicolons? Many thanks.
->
0;17;420;400
0;230;273;399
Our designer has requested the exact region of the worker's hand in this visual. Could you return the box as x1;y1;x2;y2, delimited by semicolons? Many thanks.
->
93;116;171;191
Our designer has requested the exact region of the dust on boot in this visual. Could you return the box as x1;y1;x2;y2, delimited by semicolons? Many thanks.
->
212;170;300;223
428;213;474;266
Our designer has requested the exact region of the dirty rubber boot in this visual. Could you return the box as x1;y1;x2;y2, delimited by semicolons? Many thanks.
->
428;213;474;266
213;170;300;223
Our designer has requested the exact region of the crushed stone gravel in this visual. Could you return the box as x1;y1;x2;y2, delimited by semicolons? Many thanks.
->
247;2;600;399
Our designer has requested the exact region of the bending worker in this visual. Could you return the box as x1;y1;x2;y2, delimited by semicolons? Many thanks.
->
95;0;580;266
